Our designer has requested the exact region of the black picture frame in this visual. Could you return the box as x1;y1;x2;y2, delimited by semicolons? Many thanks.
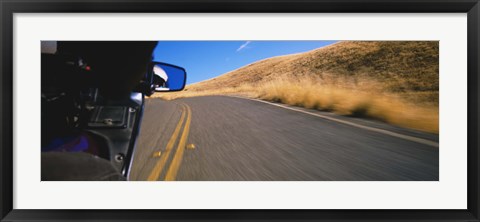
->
1;0;479;221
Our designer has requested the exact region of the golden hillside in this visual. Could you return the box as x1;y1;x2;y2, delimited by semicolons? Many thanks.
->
156;41;439;133
182;41;438;105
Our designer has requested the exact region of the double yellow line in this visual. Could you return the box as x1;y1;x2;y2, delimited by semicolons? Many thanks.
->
147;103;192;181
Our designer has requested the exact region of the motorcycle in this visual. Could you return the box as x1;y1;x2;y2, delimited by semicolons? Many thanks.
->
40;41;186;181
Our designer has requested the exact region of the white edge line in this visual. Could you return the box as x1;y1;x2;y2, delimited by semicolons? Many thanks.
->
229;96;439;148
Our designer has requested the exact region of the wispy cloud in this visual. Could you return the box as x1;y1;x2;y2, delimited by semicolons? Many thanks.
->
236;41;251;52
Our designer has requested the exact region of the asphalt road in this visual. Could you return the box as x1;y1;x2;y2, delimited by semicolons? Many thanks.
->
129;96;439;181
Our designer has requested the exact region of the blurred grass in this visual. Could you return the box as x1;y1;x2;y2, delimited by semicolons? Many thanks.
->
256;78;438;133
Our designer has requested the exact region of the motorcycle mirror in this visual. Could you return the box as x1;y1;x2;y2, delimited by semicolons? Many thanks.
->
150;62;187;92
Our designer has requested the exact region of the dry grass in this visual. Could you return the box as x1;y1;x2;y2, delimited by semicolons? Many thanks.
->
255;77;438;133
152;41;439;133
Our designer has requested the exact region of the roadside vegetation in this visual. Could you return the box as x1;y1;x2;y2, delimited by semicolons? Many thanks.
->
153;41;439;133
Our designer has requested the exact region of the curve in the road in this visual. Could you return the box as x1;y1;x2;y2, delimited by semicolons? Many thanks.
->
132;96;439;181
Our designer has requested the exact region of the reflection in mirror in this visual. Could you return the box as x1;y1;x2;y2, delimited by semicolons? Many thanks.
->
153;65;169;91
152;63;186;92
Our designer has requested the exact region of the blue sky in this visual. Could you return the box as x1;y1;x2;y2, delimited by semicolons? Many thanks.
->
153;41;337;84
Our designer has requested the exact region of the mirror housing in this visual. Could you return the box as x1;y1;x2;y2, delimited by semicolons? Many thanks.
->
148;62;187;92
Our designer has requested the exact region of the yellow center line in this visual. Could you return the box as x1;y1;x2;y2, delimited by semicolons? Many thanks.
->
147;104;187;181
164;104;192;181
